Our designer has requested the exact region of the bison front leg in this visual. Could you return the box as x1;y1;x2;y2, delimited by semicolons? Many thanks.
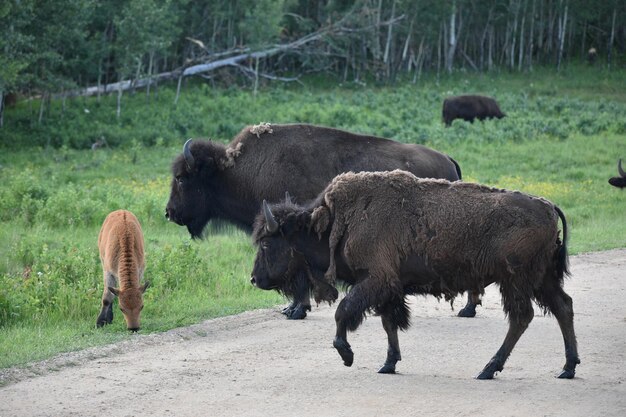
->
458;291;482;318
97;272;116;328
282;274;311;320
333;279;390;369
96;292;115;327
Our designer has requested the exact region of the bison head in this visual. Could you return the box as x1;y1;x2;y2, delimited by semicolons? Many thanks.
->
609;159;626;189
250;199;337;303
165;139;224;238
109;282;149;331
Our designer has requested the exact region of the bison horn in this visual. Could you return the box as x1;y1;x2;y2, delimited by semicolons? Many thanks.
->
183;139;195;170
618;159;625;178
263;200;279;233
285;191;293;204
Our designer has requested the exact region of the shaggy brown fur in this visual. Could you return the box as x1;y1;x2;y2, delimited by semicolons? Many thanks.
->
97;210;149;331
442;95;506;126
166;123;463;320
251;170;579;378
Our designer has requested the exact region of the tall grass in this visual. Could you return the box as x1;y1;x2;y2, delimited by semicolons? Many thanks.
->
0;67;624;368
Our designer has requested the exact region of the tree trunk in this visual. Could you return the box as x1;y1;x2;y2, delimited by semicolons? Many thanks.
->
510;0;520;69
146;51;154;99
445;1;458;74
580;21;587;60
518;0;527;71
174;73;183;105
0;90;4;128
116;78;123;119
383;0;396;63
557;0;568;71
528;0;536;70
488;25;494;71
607;7;617;68
38;93;48;124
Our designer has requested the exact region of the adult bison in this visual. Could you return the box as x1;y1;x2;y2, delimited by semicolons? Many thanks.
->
165;123;462;319
251;170;579;379
442;95;506;127
609;159;625;188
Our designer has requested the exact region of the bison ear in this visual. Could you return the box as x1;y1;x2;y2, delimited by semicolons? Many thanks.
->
310;206;330;238
140;282;150;293
108;287;120;296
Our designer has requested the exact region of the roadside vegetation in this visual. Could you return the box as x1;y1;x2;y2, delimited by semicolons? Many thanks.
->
0;67;625;369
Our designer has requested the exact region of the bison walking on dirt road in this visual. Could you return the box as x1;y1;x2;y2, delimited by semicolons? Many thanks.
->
165;123;462;319
251;170;579;379
442;95;506;126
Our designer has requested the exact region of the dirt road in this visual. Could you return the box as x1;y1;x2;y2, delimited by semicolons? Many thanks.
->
1;249;625;417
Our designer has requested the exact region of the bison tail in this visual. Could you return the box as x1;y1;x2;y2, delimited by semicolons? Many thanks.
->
554;206;570;279
450;157;462;180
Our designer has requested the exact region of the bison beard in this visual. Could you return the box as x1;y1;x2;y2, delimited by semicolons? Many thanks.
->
251;171;579;379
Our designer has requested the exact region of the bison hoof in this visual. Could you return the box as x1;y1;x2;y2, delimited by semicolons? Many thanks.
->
287;310;307;320
458;305;477;318
286;305;309;320
557;368;576;379
378;364;396;374
476;360;501;380
333;337;354;367
281;302;296;315
96;320;105;328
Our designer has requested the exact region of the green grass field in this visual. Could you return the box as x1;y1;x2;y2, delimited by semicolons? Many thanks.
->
0;66;624;369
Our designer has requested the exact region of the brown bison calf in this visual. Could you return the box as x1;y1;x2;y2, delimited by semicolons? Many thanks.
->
97;210;149;331
442;94;506;126
609;159;626;188
251;170;579;379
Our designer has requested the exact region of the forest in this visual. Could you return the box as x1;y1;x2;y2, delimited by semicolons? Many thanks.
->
1;0;624;127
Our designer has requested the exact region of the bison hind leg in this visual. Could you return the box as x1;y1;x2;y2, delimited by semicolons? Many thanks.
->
377;299;409;374
458;291;482;318
535;283;580;379
333;337;354;367
477;290;534;379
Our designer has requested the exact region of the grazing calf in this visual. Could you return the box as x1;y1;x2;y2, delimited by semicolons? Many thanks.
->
251;170;579;379
97;210;149;331
442;95;506;126
609;159;626;188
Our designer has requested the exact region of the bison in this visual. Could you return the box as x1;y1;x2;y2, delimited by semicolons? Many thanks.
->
97;210;149;331
442;95;506;127
251;170;579;379
165;123;462;319
609;159;625;188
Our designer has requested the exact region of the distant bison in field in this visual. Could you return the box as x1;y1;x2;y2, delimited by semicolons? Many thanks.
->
252;170;579;379
165;123;462;320
97;210;149;331
442;95;506;127
588;47;597;65
609;159;625;188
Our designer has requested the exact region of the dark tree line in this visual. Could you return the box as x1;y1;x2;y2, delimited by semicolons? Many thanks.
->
1;0;624;125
